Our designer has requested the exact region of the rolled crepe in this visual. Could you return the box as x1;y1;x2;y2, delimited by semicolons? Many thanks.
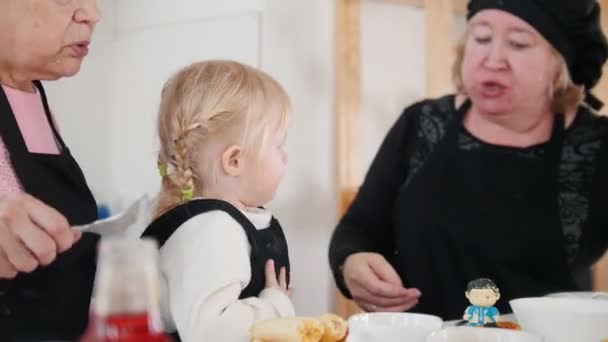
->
318;314;348;342
249;317;324;342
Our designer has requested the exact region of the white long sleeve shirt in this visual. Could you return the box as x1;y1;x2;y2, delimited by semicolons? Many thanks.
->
158;208;295;341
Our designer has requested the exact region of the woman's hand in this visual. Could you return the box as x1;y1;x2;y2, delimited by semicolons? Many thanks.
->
0;193;80;278
343;252;421;312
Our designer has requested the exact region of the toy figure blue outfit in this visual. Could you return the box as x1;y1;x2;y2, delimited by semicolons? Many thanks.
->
463;278;501;326
464;304;500;326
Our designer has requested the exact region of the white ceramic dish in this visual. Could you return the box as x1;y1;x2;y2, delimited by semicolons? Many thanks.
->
426;326;543;342
510;297;608;342
545;291;608;300
347;312;443;342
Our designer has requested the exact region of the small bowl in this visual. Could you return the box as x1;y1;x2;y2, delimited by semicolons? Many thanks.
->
347;312;443;342
545;291;608;301
510;297;608;342
426;326;543;342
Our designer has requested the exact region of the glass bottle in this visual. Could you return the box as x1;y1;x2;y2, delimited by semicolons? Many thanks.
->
80;237;172;342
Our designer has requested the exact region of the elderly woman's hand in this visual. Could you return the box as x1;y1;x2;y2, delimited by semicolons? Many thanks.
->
0;193;80;279
343;252;421;312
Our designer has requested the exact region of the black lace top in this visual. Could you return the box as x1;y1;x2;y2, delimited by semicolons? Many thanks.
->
329;95;608;320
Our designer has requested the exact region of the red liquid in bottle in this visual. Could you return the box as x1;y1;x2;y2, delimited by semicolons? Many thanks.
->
81;313;172;342
80;238;173;342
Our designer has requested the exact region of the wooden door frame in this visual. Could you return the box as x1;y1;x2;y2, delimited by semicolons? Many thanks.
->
334;0;362;318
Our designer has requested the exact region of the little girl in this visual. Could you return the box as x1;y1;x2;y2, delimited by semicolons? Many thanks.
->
142;60;294;342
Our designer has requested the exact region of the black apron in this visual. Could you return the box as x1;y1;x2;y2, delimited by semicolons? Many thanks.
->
142;199;291;341
391;100;577;320
0;82;100;341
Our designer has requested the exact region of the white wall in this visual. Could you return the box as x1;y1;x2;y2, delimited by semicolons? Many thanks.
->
360;2;465;176
264;0;449;315
46;0;265;207
261;0;336;316
44;0;115;204
360;2;427;177
108;4;263;209
114;0;264;32
45;0;447;317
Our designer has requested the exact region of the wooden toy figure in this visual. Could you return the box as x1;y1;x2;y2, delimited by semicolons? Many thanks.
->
463;278;501;326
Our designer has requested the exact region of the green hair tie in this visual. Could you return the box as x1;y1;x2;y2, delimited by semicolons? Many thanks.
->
158;163;168;177
181;186;194;202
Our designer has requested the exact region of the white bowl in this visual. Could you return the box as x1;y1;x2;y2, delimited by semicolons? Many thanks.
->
426;326;543;342
347;312;443;342
545;291;608;300
510;297;608;342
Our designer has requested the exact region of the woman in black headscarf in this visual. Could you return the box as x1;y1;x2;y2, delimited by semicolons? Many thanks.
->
329;0;608;320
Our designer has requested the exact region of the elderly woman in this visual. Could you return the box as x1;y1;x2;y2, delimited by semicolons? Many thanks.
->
0;0;101;340
329;0;608;320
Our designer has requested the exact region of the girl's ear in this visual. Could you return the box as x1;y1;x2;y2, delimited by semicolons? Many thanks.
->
221;145;242;177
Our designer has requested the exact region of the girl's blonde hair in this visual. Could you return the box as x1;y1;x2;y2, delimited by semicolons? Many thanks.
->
154;60;291;217
452;30;584;114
